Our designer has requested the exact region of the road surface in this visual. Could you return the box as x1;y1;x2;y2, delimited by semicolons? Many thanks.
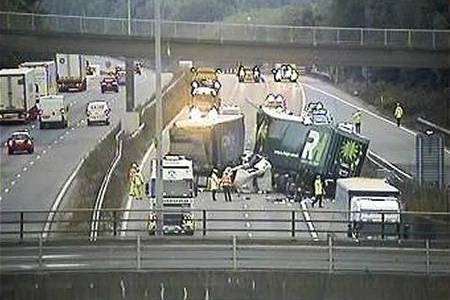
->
123;74;306;238
0;56;171;230
300;75;450;183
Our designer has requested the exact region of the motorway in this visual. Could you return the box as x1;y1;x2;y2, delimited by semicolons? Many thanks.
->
123;71;449;242
124;73;310;239
0;56;171;232
1;240;449;274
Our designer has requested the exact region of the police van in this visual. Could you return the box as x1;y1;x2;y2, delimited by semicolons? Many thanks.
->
147;155;195;235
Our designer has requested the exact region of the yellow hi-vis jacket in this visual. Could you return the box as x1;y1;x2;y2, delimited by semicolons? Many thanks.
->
352;111;362;124
314;178;324;196
394;106;404;119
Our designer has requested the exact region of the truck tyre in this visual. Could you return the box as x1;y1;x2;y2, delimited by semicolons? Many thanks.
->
101;88;105;94
87;120;92;126
105;119;110;126
8;148;13;155
28;148;34;154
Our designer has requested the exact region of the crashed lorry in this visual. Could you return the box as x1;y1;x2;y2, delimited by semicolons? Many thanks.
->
169;106;245;180
254;106;369;193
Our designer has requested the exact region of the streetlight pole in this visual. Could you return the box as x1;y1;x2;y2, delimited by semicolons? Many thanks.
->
127;0;131;35
154;0;164;236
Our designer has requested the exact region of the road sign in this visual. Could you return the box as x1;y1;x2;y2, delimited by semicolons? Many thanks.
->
416;131;445;188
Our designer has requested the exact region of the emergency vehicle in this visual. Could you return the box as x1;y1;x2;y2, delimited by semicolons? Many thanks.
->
86;101;111;126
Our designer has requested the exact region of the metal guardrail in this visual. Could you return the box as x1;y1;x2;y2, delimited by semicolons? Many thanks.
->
1;237;449;274
1;208;449;242
1;11;449;50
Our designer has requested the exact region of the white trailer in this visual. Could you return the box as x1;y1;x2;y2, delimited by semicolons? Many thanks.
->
335;178;402;240
20;61;57;97
38;95;68;129
56;54;87;92
0;68;37;122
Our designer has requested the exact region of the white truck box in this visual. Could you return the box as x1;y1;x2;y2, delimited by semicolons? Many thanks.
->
20;61;57;97
56;54;87;92
0;68;37;122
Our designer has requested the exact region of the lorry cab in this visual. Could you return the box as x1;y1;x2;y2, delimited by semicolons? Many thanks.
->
86;101;111;126
38;95;68;129
147;155;195;235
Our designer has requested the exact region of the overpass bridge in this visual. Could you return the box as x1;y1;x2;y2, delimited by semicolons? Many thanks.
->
1;11;449;68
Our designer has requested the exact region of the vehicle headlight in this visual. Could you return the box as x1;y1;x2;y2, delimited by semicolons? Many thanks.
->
191;81;199;89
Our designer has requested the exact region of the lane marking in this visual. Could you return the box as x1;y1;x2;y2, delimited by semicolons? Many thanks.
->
42;157;86;239
22;167;27;172
36;155;41;160
300;199;319;241
16;174;21;178
29;161;34;165
4;188;9;193
11;181;16;186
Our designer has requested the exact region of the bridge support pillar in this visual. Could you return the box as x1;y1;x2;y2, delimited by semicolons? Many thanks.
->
125;58;135;112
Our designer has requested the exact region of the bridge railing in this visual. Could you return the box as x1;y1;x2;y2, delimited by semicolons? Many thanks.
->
1;11;449;50
1;208;449;242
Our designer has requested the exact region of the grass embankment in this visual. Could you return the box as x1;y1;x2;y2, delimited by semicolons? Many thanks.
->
102;70;192;210
55;124;121;236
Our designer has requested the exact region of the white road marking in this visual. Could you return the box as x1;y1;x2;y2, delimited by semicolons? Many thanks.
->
29;161;34;165
59;136;64;140
16;174;21;178
4;188;9;193
246;222;251;228
42;157;86;239
54;140;58;144
23;167;27;172
244;213;249;218
36;155;41;159
300;200;319;241
11;181;16;186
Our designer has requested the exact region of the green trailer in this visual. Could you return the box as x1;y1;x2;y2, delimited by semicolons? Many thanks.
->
255;107;369;188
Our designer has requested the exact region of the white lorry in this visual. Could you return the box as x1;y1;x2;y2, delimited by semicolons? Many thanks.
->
19;61;57;97
38;95;69;129
56;54;87;92
0;68;38;122
147;155;195;235
335;178;402;240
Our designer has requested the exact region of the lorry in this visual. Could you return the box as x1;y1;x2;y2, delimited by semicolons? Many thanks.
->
147;156;195;235
38;95;69;129
0;68;38;123
56;54;87;92
255;106;369;190
19;61;57;97
170;107;245;177
335;178;402;240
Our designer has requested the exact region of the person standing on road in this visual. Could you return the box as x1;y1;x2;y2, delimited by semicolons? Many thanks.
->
221;168;233;202
352;110;362;134
209;168;220;201
394;103;404;127
312;175;324;208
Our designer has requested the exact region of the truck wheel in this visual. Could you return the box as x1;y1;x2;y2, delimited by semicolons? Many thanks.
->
8;148;13;155
87;120;91;126
28;148;34;154
101;88;105;94
105;119;110;126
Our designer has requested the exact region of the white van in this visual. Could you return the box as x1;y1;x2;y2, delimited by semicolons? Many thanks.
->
39;95;68;129
86;101;111;126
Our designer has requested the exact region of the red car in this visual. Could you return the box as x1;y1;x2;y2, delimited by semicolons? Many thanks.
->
101;77;119;93
7;131;34;155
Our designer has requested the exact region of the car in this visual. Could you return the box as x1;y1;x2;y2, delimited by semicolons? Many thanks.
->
7;130;34;155
272;64;299;82
100;77;119;93
116;70;126;86
190;85;221;113
191;67;222;93
86;101;111;126
264;93;286;109
302;101;333;125
237;65;261;83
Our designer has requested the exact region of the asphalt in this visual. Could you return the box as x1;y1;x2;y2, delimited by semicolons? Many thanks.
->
0;56;172;219
123;74;306;238
300;76;450;183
